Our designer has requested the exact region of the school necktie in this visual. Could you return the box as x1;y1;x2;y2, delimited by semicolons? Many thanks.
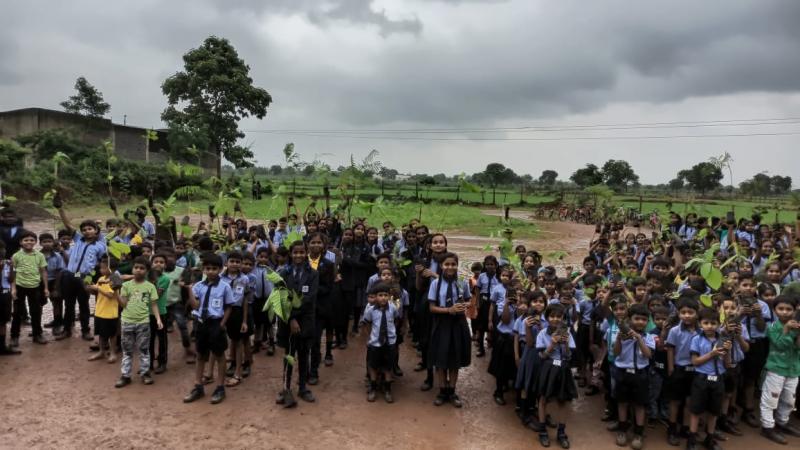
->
201;281;217;320
446;279;455;306
260;268;266;298
379;308;388;346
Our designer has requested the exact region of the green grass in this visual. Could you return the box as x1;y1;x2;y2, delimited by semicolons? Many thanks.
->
48;196;540;239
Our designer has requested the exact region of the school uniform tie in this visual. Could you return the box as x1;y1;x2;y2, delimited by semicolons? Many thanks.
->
446;279;455;307
201;281;217;320
379;308;388;346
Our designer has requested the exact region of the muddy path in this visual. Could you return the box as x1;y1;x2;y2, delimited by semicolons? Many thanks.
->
0;211;787;449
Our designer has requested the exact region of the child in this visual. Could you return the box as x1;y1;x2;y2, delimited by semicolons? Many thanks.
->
362;282;401;403
380;267;407;377
162;250;194;363
56;207;107;341
577;274;601;389
474;256;499;357
10;230;49;347
718;297;749;437
252;247;275;356
612;303;655;450
307;232;336;384
488;266;511;349
686;308;731;450
0;241;19;355
664;297;700;446
275;241;318;408
758;295;800;444
516;290;547;429
86;256;120;363
427;251;472;408
740;282;774;427
536;303;577;448
40;233;65;336
184;254;235;404
240;252;258;377
220;251;252;387
489;282;519;406
648;305;670;425
149;253;170;374
116;256;162;388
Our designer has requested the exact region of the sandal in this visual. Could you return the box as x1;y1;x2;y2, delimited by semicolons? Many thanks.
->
225;375;242;387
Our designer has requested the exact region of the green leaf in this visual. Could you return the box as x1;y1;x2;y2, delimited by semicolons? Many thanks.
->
282;231;303;249
695;228;708;241
106;175;114;181
700;262;713;280
107;240;131;260
699;294;713;308
284;354;295;367
706;267;723;291
180;225;192;236
266;269;284;285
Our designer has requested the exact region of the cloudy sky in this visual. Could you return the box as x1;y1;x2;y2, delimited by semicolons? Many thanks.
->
2;0;799;185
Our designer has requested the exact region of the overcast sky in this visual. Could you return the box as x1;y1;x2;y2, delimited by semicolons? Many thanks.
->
2;0;799;185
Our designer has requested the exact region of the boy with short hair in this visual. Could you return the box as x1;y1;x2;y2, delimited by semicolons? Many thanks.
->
664;297;700;446
39;233;65;335
362;282;401;403
10;230;49;346
759;295;800;444
183;254;235;405
612;303;655;450
116;256;162;388
86;255;120;363
687;308;731;450
150;253;170;374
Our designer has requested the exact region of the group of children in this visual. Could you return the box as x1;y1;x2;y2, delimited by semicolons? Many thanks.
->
1;203;800;450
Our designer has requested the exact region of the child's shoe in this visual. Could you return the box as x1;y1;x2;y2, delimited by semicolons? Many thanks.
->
183;385;204;403
702;434;721;450
141;372;154;385
210;386;226;404
433;388;447;406
299;390;315;403
324;355;334;367
115;376;131;388
367;382;377;402
88;352;105;361
450;390;463;408
10;337;19;348
630;434;643;450
154;365;166;375
556;425;570;449
539;429;551;448
776;421;800;437
760;427;787;445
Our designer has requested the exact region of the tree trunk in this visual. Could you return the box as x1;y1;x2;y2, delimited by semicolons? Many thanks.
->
492;186;497;205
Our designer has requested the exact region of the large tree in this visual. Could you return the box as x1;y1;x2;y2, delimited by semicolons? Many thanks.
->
60;77;110;118
476;163;519;204
770;175;793;195
570;163;604;188
538;169;558;186
678;162;723;195
161;36;272;175
601;159;639;191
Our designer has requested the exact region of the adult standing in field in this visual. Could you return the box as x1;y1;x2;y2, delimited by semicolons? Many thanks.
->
54;206;107;341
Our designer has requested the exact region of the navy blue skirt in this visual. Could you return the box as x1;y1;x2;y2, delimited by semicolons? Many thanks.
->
515;345;542;394
537;357;577;402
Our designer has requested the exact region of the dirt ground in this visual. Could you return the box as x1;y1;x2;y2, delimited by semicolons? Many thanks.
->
0;212;792;449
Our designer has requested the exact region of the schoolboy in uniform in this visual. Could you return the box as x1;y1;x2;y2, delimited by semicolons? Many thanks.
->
665;297;700;446
687;308;731;450
362;282;401;403
612;303;655;450
183;254;235;404
10;230;49;346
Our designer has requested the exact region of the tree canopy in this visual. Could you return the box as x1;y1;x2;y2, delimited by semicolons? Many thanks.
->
678;162;723;195
570;163;604;188
601;159;639;191
60;77;110;118
161;36;272;173
538;169;558;186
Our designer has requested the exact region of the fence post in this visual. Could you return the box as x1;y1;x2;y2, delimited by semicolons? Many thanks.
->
415;182;419;200
456;184;461;202
520;183;525;205
638;195;643;214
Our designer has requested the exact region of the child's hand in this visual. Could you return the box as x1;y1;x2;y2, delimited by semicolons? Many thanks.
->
157;319;164;330
290;319;301;335
240;323;248;333
44;288;50;299
10;288;16;300
524;316;536;327
713;346;727;356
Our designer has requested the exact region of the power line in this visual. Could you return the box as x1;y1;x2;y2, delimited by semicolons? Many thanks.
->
244;116;800;135
243;130;800;142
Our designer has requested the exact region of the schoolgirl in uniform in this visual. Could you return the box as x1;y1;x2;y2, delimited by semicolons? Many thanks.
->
489;272;518;406
473;256;499;357
536;303;577;448
427;251;471;408
516;290;548;429
415;232;446;392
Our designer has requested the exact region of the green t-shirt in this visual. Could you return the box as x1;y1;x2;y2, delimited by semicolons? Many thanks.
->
163;267;184;306
11;250;46;289
120;279;158;324
154;274;170;315
765;320;800;378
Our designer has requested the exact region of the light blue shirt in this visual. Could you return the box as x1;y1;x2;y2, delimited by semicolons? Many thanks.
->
44;252;65;281
363;303;400;347
476;272;497;296
742;299;772;340
191;279;235;319
690;334;726;376
578;298;598;325
536;328;576;361
613;333;656;370
489;283;506;305
221;272;251;307
66;231;107;276
427;277;471;308
251;266;274;300
496;299;516;335
666;324;699;367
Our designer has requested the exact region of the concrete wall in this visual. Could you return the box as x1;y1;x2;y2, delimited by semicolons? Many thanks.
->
0;108;216;173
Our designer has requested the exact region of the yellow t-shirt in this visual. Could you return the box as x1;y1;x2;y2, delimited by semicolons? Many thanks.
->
94;276;119;319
